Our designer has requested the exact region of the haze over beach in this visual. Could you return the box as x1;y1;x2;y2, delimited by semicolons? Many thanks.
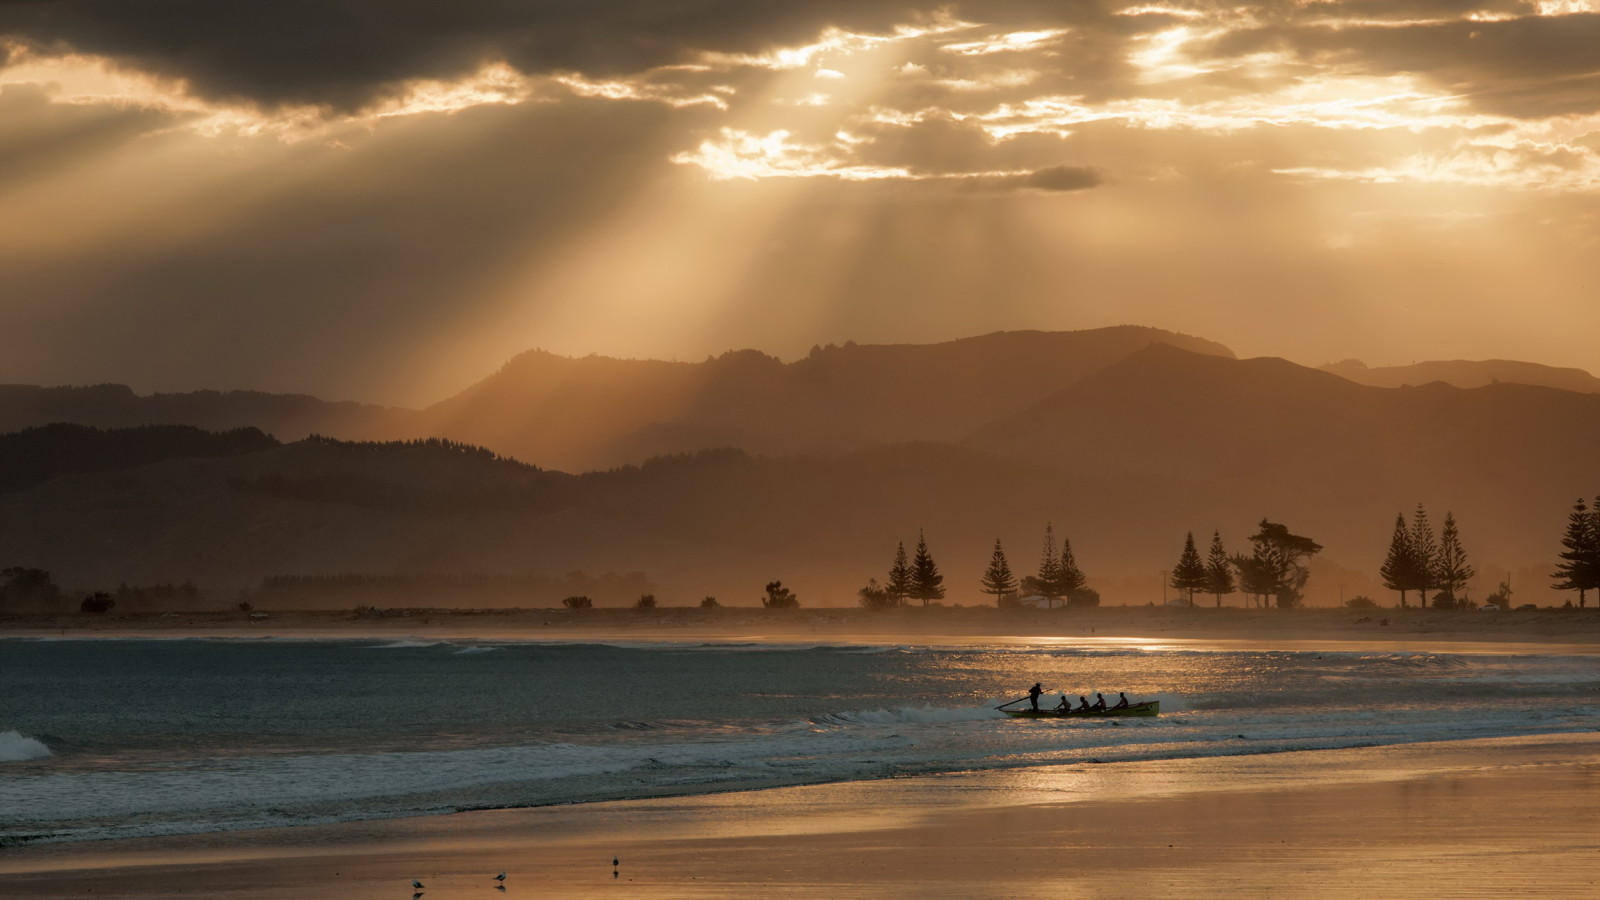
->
4;2;1600;897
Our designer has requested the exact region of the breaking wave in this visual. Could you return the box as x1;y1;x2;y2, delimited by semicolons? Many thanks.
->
0;730;52;763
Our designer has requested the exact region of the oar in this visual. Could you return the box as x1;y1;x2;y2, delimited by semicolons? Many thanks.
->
994;693;1046;710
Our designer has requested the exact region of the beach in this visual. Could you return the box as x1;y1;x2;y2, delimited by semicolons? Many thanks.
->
4;734;1599;898
4;620;1599;897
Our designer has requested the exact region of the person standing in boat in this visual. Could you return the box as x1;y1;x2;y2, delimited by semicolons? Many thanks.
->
1027;683;1044;711
1092;692;1107;711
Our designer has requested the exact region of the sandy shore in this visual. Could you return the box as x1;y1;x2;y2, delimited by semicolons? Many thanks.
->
5;734;1600;898
8;605;1600;648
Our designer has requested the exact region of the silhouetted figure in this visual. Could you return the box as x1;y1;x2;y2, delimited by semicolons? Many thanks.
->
1092;693;1107;711
1055;693;1071;712
1076;695;1091;711
1028;682;1043;711
1113;692;1130;709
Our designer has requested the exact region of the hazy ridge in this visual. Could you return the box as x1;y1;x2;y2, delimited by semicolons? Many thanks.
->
1;327;1596;607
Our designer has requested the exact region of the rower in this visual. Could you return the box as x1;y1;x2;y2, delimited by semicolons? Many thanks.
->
1028;682;1043;711
1055;693;1072;712
1113;692;1130;709
1076;695;1092;711
1092;693;1107;711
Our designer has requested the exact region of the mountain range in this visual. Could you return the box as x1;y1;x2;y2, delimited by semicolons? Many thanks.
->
1;327;1595;608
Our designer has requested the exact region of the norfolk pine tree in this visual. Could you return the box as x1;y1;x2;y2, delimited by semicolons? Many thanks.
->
1035;523;1063;609
1433;511;1475;607
980;539;1017;606
1410;504;1439;605
887;542;914;607
1552;498;1599;607
1058;536;1087;601
1170;532;1207;604
1379;513;1416;608
1205;531;1235;607
910;531;946;605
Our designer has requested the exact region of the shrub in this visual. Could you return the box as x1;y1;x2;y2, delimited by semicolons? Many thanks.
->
635;594;656;609
237;600;253;613
700;596;719;608
79;592;115;613
763;580;799;609
1345;595;1378;609
857;578;896;610
1065;587;1100;608
563;595;592;609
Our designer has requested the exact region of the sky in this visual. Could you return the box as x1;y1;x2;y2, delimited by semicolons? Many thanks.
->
3;1;1599;405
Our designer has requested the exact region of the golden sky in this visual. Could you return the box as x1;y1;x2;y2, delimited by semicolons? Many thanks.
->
3;1;1599;404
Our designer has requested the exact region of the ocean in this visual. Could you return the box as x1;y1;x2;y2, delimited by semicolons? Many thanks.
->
3;636;1597;847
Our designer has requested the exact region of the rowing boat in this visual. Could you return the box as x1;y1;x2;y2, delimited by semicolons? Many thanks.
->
1002;700;1160;718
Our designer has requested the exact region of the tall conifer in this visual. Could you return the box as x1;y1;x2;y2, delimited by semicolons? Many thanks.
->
1379;513;1415;607
980;539;1017;606
1170;532;1207;604
1058;537;1087;600
1410;504;1438;605
1036;523;1063;609
1553;498;1598;607
1205;531;1235;607
887;542;913;607
1433;511;1474;607
910;531;945;605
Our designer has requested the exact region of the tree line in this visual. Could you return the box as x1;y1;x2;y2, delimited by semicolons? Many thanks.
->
1167;520;1322;608
859;524;1098;610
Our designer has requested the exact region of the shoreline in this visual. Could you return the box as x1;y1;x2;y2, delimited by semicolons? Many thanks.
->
5;733;1600;897
8;605;1600;647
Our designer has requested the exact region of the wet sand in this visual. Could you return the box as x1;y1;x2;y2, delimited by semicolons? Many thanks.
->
5;733;1600;898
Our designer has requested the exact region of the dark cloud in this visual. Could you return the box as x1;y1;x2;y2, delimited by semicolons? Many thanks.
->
966;165;1105;192
0;1;921;110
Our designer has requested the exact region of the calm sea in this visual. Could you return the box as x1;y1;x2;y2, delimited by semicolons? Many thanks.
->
3;637;1598;845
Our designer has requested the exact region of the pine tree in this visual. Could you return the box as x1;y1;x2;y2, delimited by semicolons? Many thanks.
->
1552;498;1598;608
886;542;913;608
1205;531;1235;607
1035;523;1063;609
1433;511;1475;608
1058;536;1087;603
1410;504;1438;605
1170;532;1207;604
1379;513;1415;608
980;539;1017;606
910;530;945;606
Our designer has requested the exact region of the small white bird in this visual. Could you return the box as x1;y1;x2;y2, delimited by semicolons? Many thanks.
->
495;871;507;882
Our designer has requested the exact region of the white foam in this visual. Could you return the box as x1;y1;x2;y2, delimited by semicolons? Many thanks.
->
365;640;444;649
0;730;52;763
453;646;500;655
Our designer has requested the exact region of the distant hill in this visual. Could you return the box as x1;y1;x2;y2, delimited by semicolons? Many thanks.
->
415;326;1235;470
3;368;1593;609
0;383;410;443
0;423;279;494
1322;359;1600;394
973;344;1600;572
0;328;1233;472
